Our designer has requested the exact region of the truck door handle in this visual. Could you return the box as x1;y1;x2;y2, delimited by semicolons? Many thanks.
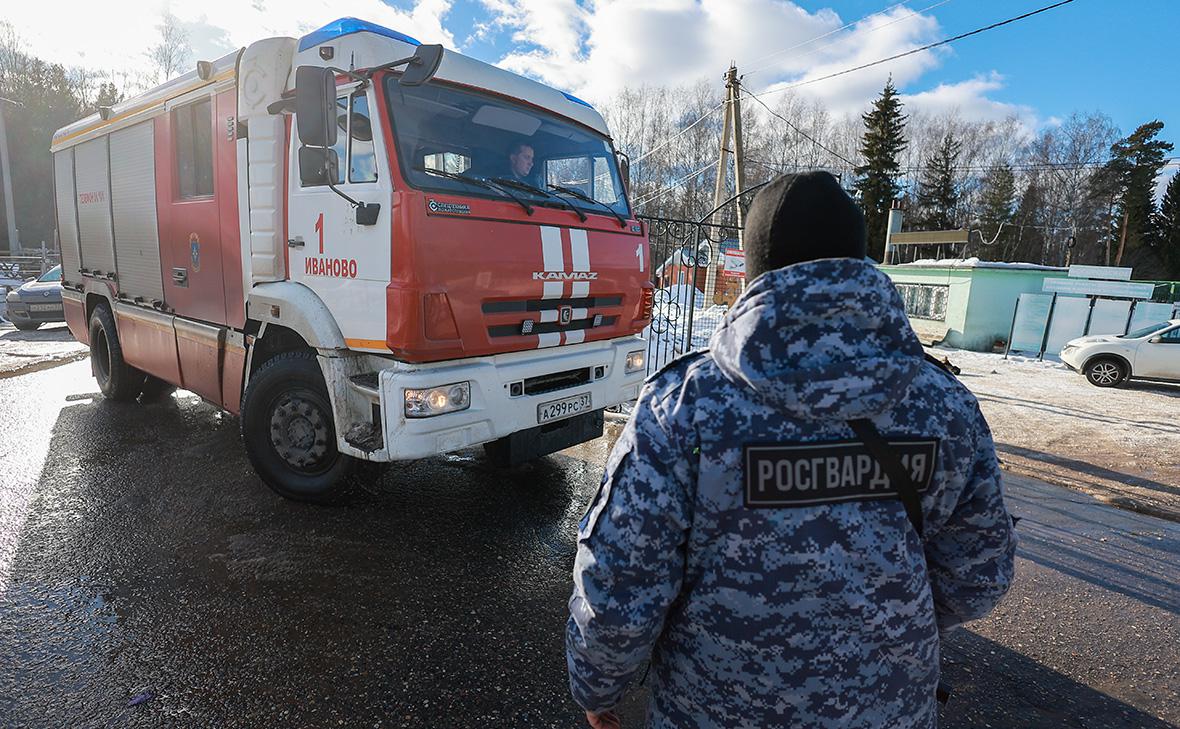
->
171;267;188;287
287;236;305;248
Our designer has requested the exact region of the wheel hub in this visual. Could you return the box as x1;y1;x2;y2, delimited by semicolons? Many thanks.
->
1092;363;1119;384
269;394;331;471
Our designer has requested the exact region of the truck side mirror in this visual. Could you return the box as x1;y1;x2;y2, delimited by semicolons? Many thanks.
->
295;66;338;148
399;44;444;87
298;146;339;187
616;151;631;197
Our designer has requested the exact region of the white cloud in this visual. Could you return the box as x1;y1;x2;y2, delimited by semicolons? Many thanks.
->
3;0;455;77
903;73;1035;125
482;0;1031;125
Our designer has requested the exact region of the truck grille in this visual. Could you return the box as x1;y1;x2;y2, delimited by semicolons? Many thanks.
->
482;294;624;339
481;295;622;314
523;367;591;396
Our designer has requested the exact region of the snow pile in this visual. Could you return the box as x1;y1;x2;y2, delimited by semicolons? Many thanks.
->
896;257;1064;271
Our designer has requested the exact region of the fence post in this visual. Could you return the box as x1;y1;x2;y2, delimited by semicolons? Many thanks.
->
1037;292;1058;361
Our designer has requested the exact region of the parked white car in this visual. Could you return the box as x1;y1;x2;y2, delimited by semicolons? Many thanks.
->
1060;319;1180;387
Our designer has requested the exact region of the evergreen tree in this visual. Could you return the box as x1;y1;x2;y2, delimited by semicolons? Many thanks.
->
1009;180;1046;263
913;133;962;230
1155;172;1180;278
976;164;1016;256
854;79;907;260
1103;121;1173;265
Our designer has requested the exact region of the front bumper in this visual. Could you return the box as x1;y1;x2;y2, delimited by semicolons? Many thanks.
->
1060;347;1083;372
4;300;64;323
329;336;646;462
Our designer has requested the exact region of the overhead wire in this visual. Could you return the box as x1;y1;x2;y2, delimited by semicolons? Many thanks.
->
748;0;1078;102
631;101;726;166
744;0;955;78
632;161;718;207
634;0;953;168
743;89;856;167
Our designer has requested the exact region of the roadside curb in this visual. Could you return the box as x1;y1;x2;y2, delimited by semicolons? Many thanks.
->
0;350;90;380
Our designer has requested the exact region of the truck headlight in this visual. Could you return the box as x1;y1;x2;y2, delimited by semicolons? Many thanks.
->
405;381;471;418
625;349;646;374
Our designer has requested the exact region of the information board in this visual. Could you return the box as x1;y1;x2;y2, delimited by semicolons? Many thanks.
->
722;249;745;278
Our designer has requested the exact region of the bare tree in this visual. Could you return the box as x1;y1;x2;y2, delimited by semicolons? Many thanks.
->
145;13;191;84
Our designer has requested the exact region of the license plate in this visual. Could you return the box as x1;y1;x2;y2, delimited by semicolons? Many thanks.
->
29;303;59;312
538;392;592;424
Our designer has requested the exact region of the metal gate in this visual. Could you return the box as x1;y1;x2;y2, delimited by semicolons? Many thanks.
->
638;215;744;375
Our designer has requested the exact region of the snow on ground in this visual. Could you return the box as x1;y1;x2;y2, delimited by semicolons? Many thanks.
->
930;345;1180;521
0;323;89;377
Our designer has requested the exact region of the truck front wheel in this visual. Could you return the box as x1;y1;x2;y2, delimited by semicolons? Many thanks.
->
240;350;360;503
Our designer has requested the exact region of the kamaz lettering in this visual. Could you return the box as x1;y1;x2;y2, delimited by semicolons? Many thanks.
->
532;271;599;281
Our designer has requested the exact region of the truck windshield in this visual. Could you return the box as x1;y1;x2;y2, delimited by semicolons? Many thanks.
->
384;79;630;218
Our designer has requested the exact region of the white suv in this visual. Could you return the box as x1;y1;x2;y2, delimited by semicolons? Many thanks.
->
1061;319;1180;387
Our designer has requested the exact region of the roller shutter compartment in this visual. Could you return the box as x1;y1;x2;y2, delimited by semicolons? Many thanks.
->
110;122;164;302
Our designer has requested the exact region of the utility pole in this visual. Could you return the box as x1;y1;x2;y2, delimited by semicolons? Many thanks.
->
0;97;21;255
703;65;746;307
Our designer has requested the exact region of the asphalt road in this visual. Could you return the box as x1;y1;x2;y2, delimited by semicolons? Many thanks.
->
0;359;1177;728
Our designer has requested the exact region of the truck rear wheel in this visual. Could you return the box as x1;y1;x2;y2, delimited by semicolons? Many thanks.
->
89;304;145;401
240;350;361;503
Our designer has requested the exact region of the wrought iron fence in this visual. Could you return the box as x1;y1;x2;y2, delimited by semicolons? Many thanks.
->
638;215;744;376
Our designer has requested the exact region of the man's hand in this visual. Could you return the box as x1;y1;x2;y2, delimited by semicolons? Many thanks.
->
585;710;621;728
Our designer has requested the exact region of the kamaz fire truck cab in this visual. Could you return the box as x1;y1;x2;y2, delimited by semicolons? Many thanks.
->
51;18;652;502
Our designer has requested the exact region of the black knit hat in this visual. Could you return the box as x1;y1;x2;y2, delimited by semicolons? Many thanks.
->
743;171;867;280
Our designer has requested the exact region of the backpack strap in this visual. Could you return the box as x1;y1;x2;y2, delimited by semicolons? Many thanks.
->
847;418;925;539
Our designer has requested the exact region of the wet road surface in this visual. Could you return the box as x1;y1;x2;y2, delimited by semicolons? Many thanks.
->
1;359;1177;728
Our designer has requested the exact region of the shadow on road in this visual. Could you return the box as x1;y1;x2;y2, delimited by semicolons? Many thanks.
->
0;393;1169;727
939;630;1174;728
0;392;643;727
997;442;1180;500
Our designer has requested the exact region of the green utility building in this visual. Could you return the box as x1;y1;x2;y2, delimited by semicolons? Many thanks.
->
879;260;1069;351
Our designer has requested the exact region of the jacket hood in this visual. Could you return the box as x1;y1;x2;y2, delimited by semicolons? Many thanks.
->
709;257;925;421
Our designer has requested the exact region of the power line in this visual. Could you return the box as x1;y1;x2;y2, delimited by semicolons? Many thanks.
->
745;0;956;78
743;89;857;167
749;0;1077;102
631;101;726;166
633;160;718;207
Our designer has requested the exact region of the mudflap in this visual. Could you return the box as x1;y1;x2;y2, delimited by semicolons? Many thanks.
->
483;409;605;468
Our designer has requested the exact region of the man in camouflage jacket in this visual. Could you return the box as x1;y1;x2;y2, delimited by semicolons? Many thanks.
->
566;172;1017;728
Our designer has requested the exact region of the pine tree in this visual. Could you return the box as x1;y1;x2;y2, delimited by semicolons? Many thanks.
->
854;79;907;260
1103;121;1173;265
1009;181;1046;263
913;133;962;231
976;164;1016;256
1155;172;1180;278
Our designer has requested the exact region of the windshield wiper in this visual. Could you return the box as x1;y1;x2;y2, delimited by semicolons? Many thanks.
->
548;184;627;228
488;177;588;223
415;167;533;216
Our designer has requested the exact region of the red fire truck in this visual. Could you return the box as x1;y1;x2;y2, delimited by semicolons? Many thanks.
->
51;18;652;502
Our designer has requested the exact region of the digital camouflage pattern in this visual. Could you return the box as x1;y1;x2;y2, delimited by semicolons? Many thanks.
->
566;258;1017;728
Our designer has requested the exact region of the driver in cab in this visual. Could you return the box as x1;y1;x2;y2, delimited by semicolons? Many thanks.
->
505;141;536;184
